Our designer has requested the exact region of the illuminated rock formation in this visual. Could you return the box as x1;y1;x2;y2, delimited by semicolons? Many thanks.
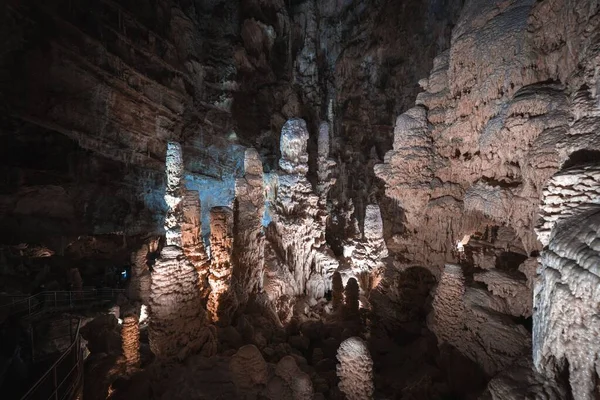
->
336;336;374;400
121;314;140;371
316;121;336;205
149;142;210;361
164;142;185;247
181;190;210;300
208;206;236;325
341;204;388;292
331;271;344;312
266;118;338;302
232;148;266;308
534;168;600;399
428;264;530;375
129;241;153;304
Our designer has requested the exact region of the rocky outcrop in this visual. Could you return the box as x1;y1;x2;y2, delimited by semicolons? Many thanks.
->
230;344;269;396
208;206;236;326
336;336;374;400
181;190;209;278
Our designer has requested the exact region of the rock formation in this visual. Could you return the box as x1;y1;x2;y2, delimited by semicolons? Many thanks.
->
229;344;269;396
181;190;210;296
534;167;600;399
121;314;140;371
428;264;530;376
331;271;344;312
149;142;210;361
232;148;266;308
208;206;236;326
343;278;360;319
265;118;338;302
336;336;374;400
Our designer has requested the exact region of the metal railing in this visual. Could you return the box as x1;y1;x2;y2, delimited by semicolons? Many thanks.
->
2;288;125;319
20;319;84;400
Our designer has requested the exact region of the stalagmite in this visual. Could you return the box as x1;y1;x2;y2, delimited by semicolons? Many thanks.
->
149;142;209;361
331;271;344;311
229;344;269;396
336;336;374;400
266;118;338;302
181;190;210;299
232;148;265;307
121;313;140;370
428;264;530;375
316;121;336;204
344;277;360;318
341;204;388;291
208;206;236;325
164;142;184;247
129;242;152;304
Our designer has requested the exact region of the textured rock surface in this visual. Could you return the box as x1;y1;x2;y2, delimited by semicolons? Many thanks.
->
428;264;530;376
230;344;269;396
208;206;236;326
336;337;374;400
534;205;600;399
121;314;140;371
232;148;266;308
266;119;338;302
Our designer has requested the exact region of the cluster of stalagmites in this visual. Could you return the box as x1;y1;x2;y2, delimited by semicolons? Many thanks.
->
264;118;339;307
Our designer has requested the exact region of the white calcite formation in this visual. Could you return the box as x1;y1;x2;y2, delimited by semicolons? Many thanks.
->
149;142;210;361
341;204;388;291
336;336;374;400
164;142;185;247
208;206;236;325
129;244;151;304
232;148;266;308
266;118;338;302
121;314;140;371
428;264;530;376
534;204;600;399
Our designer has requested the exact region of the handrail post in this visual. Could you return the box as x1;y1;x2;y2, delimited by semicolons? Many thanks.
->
53;363;58;400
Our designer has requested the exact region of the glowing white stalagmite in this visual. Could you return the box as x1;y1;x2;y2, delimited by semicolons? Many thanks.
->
232;148;265;307
265;118;338;302
149;141;210;361
341;204;388;291
336;337;374;400
208;206;236;325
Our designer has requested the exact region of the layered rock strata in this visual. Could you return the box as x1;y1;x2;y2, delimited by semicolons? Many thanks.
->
121;314;140;371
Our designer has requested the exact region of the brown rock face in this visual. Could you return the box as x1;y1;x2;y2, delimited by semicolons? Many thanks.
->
121;314;140;371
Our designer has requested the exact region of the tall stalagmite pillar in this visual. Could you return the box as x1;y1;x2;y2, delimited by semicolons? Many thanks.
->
208;206;236;325
233;148;265;307
121;314;141;371
181;190;210;298
149;142;208;361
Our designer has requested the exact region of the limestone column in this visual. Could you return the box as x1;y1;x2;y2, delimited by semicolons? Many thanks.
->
149;142;207;361
208;206;235;325
181;190;210;298
232;148;265;307
121;314;140;370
